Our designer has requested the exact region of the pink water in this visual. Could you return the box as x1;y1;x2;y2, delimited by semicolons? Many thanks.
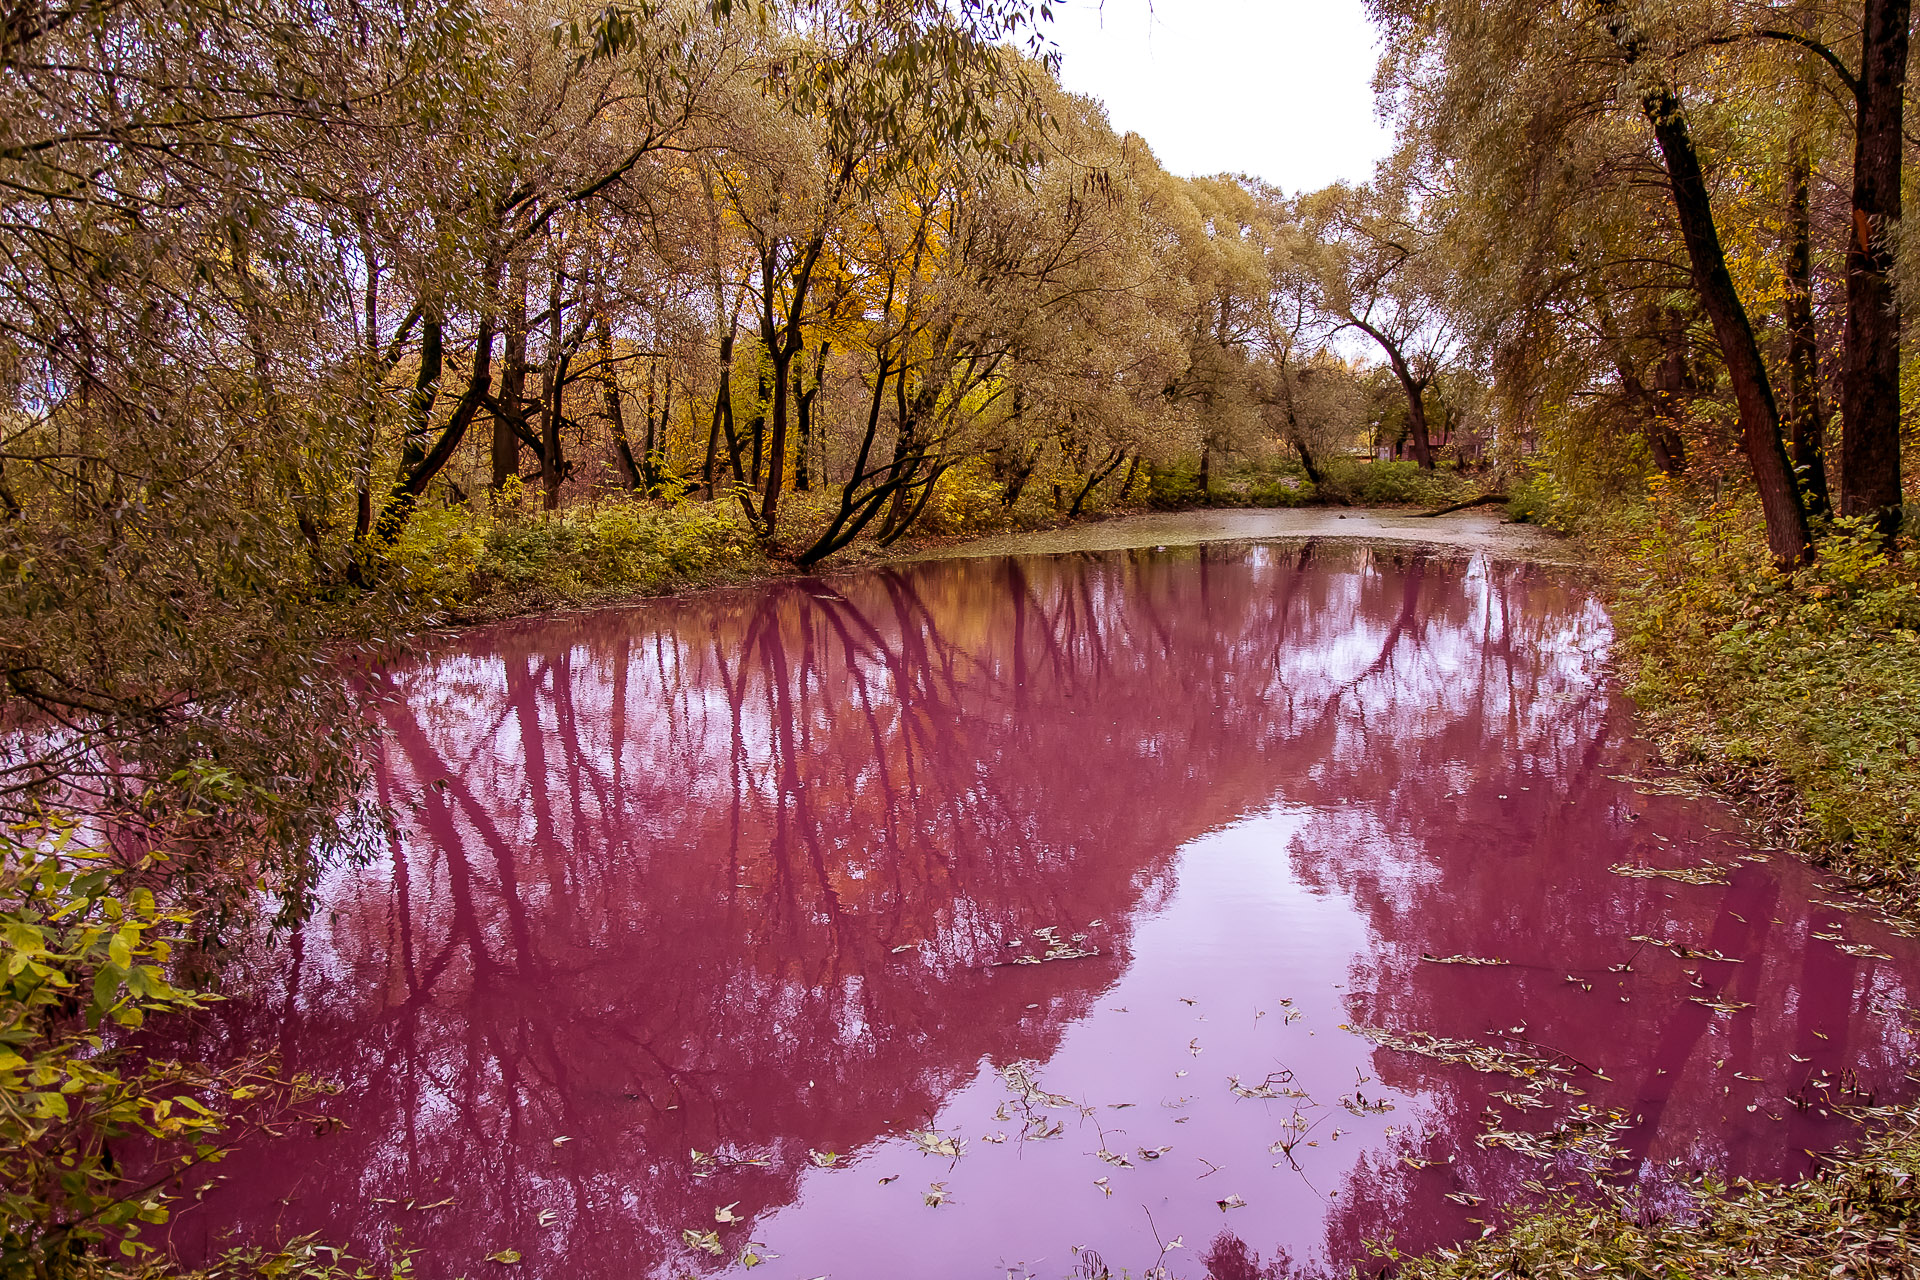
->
168;544;1920;1278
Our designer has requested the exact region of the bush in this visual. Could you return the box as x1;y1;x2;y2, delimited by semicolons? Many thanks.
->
1317;458;1475;508
916;462;1010;537
378;488;764;616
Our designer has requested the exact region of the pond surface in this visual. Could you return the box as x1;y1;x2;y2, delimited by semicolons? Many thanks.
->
170;543;1920;1279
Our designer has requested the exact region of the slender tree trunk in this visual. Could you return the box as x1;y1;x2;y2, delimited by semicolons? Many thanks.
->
795;342;827;493
599;318;642;491
539;265;565;510
1840;0;1910;536
1634;73;1812;564
1646;308;1692;475
492;256;528;490
1197;442;1211;500
1785;142;1832;517
1068;449;1127;517
649;367;670;490
748;372;766;491
1349;320;1435;469
705;321;736;499
761;351;792;539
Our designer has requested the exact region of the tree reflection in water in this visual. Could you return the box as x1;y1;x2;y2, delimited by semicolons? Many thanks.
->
165;544;1920;1279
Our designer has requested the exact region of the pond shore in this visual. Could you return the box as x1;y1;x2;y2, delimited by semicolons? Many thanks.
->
898;505;1570;564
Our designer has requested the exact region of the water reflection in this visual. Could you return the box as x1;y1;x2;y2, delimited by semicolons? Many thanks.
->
167;544;1919;1278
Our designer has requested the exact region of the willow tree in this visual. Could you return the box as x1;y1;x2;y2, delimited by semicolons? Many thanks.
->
1299;178;1461;471
1371;0;1825;563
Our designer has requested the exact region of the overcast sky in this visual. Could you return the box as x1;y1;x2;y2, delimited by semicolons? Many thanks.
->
1041;0;1395;195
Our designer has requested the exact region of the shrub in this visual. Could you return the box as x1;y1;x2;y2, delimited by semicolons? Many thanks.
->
1317;458;1474;508
378;490;764;616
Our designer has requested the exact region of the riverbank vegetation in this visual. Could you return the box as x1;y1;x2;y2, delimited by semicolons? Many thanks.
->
1360;0;1920;1272
8;0;1920;1271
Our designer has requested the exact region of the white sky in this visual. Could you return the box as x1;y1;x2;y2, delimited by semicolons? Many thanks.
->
1041;0;1396;195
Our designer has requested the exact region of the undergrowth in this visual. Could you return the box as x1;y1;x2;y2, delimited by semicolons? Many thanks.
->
1606;484;1920;918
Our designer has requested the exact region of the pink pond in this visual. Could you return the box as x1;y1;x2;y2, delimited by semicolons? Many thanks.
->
167;543;1920;1279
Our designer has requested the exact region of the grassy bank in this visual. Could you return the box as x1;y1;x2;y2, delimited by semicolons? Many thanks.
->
373;459;1482;625
1392;1108;1920;1279
1391;477;1920;1280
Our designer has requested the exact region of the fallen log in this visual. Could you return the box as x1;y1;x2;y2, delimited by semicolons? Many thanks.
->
1415;492;1509;518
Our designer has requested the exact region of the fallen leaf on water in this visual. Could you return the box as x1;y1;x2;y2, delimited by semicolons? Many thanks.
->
1217;1195;1247;1211
1168;1236;1185;1249
1107;1102;1135;1110
682;1230;723;1256
1093;1176;1112;1197
551;1136;572;1147
924;1182;949;1207
1421;953;1511;966
408;1198;455;1211
536;1209;557;1228
908;1129;965;1159
1180;997;1197;1006
1138;1145;1171;1160
486;1250;521;1265
715;1202;742;1224
890;944;915;954
981;1132;1008;1144
1188;1039;1203;1056
1096;1148;1134;1168
877;1175;898;1185
1445;1192;1484;1206
740;1251;762;1268
808;1149;838;1168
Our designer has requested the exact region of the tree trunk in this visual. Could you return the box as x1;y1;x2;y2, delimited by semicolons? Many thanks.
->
599;318;642;491
705;322;736;499
1639;79;1812;565
1839;0;1910;537
1785;142;1832;517
761;351;792;540
795;342;827;493
1348;319;1435;469
492;257;528;490
1646;308;1691;475
539;266;565;510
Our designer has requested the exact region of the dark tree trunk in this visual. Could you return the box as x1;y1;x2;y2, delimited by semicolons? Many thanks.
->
539;267;565;510
1785;143;1832;517
1349;319;1435;469
492;257;528;490
1839;0;1910;537
648;366;670;490
375;314;497;541
1068;449;1128;517
748;369;766;491
598;318;642;491
1646;308;1692;475
1637;77;1812;564
795;342;827;493
705;322;736;499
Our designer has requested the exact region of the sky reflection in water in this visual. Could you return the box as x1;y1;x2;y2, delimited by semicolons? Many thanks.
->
170;542;1920;1279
